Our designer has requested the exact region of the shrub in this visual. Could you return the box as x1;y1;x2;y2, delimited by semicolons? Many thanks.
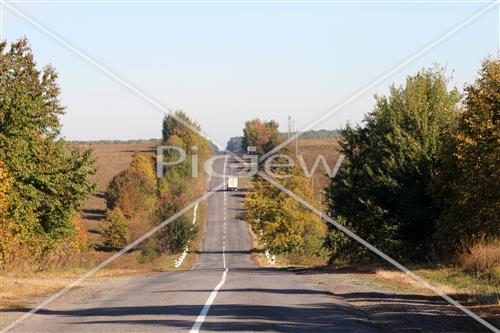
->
158;168;188;197
139;238;162;264
102;207;128;250
162;219;196;253
459;239;500;285
154;200;196;253
130;153;157;188
245;169;326;257
106;169;156;217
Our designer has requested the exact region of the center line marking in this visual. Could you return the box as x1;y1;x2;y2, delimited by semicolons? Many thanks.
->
190;155;229;333
190;268;228;333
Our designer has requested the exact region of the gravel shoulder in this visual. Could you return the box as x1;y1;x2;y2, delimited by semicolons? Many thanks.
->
294;267;498;332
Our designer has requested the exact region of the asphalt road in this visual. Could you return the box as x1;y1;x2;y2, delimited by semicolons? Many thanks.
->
4;156;490;333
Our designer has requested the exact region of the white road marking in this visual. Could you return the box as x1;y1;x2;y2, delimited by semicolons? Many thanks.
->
190;156;229;333
190;268;228;333
174;203;199;268
222;155;228;269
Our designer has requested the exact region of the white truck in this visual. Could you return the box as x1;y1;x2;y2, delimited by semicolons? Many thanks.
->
227;176;238;191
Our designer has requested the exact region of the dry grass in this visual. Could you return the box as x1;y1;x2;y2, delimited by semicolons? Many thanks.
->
0;241;212;309
296;138;340;203
373;269;456;295
365;266;499;307
459;239;500;285
342;244;499;308
0;250;160;309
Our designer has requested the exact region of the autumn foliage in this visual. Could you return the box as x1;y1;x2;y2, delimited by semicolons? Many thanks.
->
432;58;500;251
106;155;157;218
103;111;212;261
242;119;281;156
246;169;326;257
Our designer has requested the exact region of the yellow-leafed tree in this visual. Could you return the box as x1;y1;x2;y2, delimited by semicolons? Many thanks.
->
433;58;500;250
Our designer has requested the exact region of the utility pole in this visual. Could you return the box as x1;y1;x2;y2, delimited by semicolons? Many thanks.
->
291;117;298;155
287;116;292;140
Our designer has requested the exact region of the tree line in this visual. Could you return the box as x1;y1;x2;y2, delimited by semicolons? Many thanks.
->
326;60;499;264
242;58;499;269
0;38;213;269
226;129;341;154
103;111;212;263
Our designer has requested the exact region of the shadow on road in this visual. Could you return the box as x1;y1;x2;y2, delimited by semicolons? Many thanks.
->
5;290;496;332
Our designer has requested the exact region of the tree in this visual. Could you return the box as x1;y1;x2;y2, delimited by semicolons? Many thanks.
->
245;168;326;257
162;111;206;152
432;58;500;251
103;207;128;249
0;160;11;213
106;168;156;218
154;198;195;253
325;68;460;262
242;119;280;156
130;153;157;188
155;111;212;255
0;38;95;254
225;136;244;154
160;111;212;181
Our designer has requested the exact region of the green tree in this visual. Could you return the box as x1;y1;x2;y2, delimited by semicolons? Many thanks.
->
432;58;500;251
155;111;212;255
160;111;211;181
242;119;280;156
162;111;207;152
154;198;196;253
225;136;244;154
0;38;95;254
325;68;460;262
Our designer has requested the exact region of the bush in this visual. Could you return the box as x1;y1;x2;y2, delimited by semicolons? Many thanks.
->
139;238;162;264
154;200;196;253
162;219;196;253
0;160;11;213
106;169;156;218
245;169;326;257
130;153;157;188
102;207;128;250
459;239;500;285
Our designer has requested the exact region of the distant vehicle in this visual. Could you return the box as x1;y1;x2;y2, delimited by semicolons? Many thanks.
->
227;176;238;191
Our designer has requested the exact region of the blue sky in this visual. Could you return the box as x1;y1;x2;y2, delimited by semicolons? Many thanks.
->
2;1;498;147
